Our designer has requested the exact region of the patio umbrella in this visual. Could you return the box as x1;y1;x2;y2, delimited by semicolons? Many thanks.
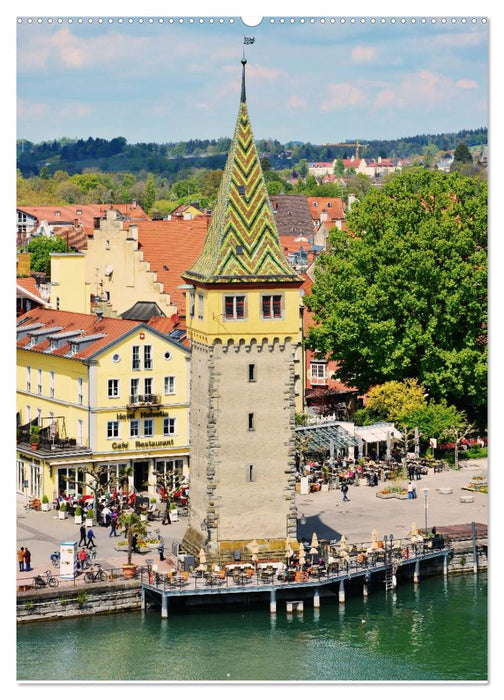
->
298;543;306;567
285;537;293;566
411;522;418;542
198;548;207;566
370;528;379;550
339;535;347;555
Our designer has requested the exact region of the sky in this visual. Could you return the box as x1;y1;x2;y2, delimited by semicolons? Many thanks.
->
16;8;489;146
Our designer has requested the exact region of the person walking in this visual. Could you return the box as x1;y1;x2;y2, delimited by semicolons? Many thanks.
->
24;548;32;572
131;533;139;553
341;482;350;502
109;511;118;537
158;539;165;562
78;546;88;570
162;496;172;525
407;481;414;500
86;526;96;549
17;547;25;572
78;524;87;547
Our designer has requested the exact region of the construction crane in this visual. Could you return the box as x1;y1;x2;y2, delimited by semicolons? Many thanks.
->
327;141;368;159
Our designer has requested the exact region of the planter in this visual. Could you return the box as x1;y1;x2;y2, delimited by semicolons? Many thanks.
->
321;484;329;492
122;563;137;579
171;509;179;522
41;502;51;511
140;514;148;522
74;515;83;525
31;443;39;451
376;492;394;499
58;511;68;520
85;518;95;527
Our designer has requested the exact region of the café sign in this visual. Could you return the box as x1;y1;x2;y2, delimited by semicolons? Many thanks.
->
111;439;174;450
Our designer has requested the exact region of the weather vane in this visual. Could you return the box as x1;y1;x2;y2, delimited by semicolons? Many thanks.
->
243;35;255;59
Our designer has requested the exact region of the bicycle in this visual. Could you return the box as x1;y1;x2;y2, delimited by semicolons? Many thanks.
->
33;569;59;588
84;564;108;583
50;551;60;567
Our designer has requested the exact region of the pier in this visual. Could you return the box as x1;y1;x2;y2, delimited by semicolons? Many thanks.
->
141;546;453;617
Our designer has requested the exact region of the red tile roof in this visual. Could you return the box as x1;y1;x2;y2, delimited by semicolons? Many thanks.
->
342;158;362;168
131;218;209;312
16;276;44;300
17;307;142;360
18;203;149;233
307;197;345;221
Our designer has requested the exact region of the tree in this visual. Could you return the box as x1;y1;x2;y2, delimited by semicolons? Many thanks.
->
406;401;473;467
305;170;487;424
117;512;148;565
333;159;345;177
142;173;157;212
27;237;67;278
452;142;473;166
365;379;427;423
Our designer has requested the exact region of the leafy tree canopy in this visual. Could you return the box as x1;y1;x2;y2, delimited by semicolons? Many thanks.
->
305;170;487;423
27;236;68;278
365;379;427;423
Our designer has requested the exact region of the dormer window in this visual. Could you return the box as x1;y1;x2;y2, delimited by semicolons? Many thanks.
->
54;211;61;216
70;343;78;356
238;185;246;196
313;202;318;207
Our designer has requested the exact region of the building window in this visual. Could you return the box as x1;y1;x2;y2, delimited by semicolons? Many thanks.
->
56;297;60;310
248;364;256;382
163;417;176;436
130;378;140;401
313;201;318;207
26;366;31;392
198;292;204;320
26;405;31;423
107;421;119;439
108;379;119;398
37;369;42;395
144;345;152;370
246;465;255;482
310;362;327;385
70;342;77;355
49;371;55;398
224;295;246;320
77;377;83;405
164;376;175;395
143;419;154;437
262;294;283;319
248;413;255;431
77;419;84;446
189;291;195;318
144;377;153;398
130;420;140;438
132;345;140;371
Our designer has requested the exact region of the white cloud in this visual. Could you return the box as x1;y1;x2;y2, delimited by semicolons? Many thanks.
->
456;79;478;89
17;98;48;120
351;46;376;64
321;83;365;112
287;94;307;110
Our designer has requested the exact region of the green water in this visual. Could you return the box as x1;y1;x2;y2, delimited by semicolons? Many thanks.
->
17;573;487;682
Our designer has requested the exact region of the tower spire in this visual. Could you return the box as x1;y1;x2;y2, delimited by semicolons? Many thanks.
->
241;57;247;104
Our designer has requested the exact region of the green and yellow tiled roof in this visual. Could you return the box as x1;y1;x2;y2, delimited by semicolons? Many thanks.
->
183;60;302;286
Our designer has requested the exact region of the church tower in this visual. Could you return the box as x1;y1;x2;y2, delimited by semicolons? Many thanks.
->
181;58;303;561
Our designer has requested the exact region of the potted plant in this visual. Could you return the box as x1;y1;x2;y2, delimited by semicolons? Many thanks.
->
58;501;68;520
41;494;51;511
170;501;179;522
30;425;40;450
74;505;83;525
118;512;148;578
85;508;95;527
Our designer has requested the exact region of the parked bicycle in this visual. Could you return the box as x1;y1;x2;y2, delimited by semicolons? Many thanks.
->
50;551;60;567
33;570;59;588
84;564;108;583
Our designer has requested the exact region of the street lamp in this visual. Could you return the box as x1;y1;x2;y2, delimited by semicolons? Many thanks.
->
423;488;429;535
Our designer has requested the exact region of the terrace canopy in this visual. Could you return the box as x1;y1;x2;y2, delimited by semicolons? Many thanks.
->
295;422;357;452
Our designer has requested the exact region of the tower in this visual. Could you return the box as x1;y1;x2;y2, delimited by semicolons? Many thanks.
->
181;58;303;561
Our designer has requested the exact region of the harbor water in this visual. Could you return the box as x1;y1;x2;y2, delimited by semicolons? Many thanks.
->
17;572;487;682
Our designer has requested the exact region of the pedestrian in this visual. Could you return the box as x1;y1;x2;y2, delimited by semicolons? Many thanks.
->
162;498;172;525
407;481;414;499
131;534;138;553
412;483;417;499
158;539;165;561
24;547;32;572
78;546;88;570
17;547;25;572
86;526;96;549
101;505;111;527
109;512;118;537
341;482;350;502
78;524;86;547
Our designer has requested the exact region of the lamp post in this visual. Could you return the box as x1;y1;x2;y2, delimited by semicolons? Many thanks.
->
423;488;429;535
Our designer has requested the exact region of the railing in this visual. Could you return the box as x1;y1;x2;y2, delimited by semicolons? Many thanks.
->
127;394;161;406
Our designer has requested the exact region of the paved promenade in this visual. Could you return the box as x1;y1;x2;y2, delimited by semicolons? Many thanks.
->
16;459;487;590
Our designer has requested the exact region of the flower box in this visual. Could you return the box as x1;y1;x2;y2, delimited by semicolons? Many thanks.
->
58;510;68;520
41;502;51;511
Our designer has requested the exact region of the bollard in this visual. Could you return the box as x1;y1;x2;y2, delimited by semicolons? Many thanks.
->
363;583;368;598
161;594;168;619
313;587;320;609
443;553;448;577
270;589;277;614
413;560;420;584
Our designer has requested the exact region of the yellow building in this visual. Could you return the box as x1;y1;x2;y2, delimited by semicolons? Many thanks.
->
16;307;190;502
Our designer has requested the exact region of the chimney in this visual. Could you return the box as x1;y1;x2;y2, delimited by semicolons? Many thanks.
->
74;218;79;227
128;224;138;241
93;216;101;229
132;199;137;209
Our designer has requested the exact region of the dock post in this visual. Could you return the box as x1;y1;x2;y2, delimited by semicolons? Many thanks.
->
270;589;277;614
363;571;370;598
339;580;345;604
443;553;449;577
472;521;479;574
313;586;320;609
141;587;146;610
413;560;420;584
161;594;169;619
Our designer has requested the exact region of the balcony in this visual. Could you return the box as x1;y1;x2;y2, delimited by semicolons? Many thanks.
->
127;393;162;407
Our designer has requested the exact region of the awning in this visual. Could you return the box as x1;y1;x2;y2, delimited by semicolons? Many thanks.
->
354;423;401;443
295;422;357;450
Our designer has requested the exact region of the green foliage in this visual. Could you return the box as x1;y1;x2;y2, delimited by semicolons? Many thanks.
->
76;590;88;609
453;142;473;165
305;170;487;422
42;494;49;503
118;512;148;565
27;236;68;277
333;159;345;177
366;379;427;423
405;400;467;440
142;173;157;212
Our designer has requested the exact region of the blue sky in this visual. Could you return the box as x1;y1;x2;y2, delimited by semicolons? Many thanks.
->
16;11;488;145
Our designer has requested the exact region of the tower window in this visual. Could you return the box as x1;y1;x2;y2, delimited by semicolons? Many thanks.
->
248;364;256;382
262;294;283;319
248;413;254;431
224;295;246;320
